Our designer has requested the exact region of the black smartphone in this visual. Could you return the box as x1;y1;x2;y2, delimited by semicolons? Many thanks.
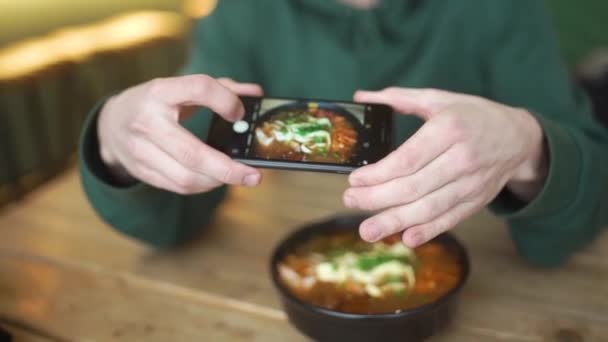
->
207;96;393;174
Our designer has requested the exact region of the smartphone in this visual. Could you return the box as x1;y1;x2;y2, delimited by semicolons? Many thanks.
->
207;96;393;174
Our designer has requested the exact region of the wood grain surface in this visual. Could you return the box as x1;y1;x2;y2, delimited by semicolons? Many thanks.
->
0;169;606;341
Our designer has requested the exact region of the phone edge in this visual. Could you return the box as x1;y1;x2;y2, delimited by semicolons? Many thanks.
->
236;159;355;174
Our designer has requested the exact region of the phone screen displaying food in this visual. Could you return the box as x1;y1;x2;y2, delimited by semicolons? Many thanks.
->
252;99;363;165
207;96;392;173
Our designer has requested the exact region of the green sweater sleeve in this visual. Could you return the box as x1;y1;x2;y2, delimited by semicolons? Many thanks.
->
79;2;256;247
485;0;608;266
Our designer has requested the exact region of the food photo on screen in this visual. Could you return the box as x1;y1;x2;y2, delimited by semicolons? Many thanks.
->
251;99;365;165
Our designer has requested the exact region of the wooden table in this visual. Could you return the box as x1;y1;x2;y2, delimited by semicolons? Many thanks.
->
0;168;606;341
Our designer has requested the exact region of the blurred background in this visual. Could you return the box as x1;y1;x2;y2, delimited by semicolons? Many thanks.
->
0;0;607;209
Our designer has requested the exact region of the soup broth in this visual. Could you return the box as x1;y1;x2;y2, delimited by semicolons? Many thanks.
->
278;232;462;314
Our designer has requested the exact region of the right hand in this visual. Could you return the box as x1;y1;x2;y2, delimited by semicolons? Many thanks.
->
97;75;263;194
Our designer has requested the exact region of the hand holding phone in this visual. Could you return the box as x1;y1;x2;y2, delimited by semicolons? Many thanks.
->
96;75;264;193
207;96;393;174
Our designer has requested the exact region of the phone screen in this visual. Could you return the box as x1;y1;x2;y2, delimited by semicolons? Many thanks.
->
207;96;393;174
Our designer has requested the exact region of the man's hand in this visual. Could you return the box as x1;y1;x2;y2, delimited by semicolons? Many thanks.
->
344;88;548;247
97;75;263;194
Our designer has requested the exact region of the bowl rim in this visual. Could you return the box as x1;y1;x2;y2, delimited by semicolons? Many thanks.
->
270;214;471;320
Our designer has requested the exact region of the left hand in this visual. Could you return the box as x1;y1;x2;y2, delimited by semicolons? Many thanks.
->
344;88;547;247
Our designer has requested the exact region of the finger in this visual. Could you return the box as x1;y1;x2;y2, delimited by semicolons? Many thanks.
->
147;119;262;186
128;139;222;194
349;120;453;187
354;87;442;120
178;78;262;121
358;178;472;242
148;74;245;121
129;165;181;193
345;145;467;210
132;164;218;195
401;200;479;248
217;78;264;97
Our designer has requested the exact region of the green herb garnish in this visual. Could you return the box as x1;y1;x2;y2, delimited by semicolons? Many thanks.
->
356;252;408;271
295;124;329;135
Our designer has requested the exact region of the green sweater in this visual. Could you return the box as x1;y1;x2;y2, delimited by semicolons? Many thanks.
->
79;0;608;267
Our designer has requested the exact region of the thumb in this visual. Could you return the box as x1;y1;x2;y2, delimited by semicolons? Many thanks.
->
354;87;436;121
149;74;245;122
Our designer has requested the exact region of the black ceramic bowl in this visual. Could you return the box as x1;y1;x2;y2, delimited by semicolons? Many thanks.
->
270;214;470;342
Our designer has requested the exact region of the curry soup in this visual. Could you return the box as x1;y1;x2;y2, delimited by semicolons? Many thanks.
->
278;232;462;314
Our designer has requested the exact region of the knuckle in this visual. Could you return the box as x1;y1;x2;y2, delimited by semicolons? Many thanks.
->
421;199;442;219
418;221;435;238
175;144;201;169
465;172;481;189
402;181;421;201
173;170;197;191
219;164;236;184
407;228;427;246
385;212;406;232
394;148;410;164
395;154;416;174
191;74;215;96
145;78;166;98
463;177;485;199
428;220;447;236
383;87;402;96
465;188;483;202
357;190;379;210
126;112;151;136
127;104;166;137
438;212;458;233
455;146;479;173
443;116;467;142
446;190;461;208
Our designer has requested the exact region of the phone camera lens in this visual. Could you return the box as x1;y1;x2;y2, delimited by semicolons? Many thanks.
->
233;120;249;134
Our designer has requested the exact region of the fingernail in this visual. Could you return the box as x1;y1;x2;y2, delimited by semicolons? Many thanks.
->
361;224;382;242
343;194;357;208
243;173;260;187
